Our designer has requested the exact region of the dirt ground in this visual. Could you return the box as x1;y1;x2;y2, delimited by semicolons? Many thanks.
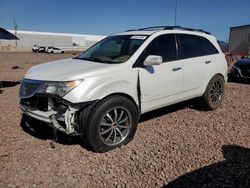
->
0;52;76;81
0;52;249;187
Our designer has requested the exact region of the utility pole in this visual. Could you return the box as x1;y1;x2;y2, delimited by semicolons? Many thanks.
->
174;0;178;26
13;18;18;46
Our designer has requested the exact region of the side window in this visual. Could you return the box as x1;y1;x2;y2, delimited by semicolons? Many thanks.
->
200;37;219;56
139;34;177;63
178;34;218;59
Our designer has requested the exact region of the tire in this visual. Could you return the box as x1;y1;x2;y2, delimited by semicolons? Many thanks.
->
81;95;140;152
201;74;225;110
62;51;64;54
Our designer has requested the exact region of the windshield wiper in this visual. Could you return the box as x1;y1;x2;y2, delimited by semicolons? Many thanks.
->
75;57;116;64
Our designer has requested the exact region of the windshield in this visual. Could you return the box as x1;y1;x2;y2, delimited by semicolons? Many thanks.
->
76;35;148;64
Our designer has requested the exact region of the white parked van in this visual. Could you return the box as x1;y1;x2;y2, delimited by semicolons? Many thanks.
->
19;26;228;152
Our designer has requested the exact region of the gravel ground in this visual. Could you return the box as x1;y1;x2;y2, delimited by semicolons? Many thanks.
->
0;52;249;187
0;52;75;81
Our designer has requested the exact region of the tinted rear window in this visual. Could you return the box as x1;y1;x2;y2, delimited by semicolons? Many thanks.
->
178;34;218;59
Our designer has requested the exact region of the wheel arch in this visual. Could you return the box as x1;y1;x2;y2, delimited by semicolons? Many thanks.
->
201;73;225;110
92;92;140;114
202;73;225;96
199;72;227;96
105;92;138;108
78;92;140;136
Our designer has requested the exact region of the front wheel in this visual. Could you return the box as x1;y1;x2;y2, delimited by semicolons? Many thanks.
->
81;96;140;152
201;75;225;110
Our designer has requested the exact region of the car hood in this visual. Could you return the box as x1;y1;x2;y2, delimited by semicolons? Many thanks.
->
235;59;250;67
25;58;120;81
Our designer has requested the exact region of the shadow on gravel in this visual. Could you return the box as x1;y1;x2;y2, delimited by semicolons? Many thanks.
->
20;114;84;148
140;99;203;122
0;81;20;88
164;145;250;188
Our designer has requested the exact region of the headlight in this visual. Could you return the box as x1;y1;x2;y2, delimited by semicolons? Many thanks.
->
37;80;82;97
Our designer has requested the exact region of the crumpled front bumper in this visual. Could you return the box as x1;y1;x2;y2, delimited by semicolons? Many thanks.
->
20;104;57;123
19;94;97;135
20;103;78;134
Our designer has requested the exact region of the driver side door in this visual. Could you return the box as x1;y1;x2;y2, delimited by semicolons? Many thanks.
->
137;34;183;113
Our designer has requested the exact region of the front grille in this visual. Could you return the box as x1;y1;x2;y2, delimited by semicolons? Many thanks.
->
20;94;60;112
20;95;49;111
19;79;42;98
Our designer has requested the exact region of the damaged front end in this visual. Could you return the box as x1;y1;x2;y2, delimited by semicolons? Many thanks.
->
19;79;95;135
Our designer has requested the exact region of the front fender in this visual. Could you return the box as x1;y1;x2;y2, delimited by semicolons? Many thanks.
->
88;80;138;105
63;70;139;105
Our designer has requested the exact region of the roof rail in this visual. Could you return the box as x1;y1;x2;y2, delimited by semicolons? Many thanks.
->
164;26;211;35
138;26;168;31
126;26;166;32
126;26;211;35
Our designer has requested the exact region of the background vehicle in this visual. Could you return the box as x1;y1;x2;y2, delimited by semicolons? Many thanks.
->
230;55;250;81
32;45;39;52
38;46;46;53
19;26;228;152
46;47;64;54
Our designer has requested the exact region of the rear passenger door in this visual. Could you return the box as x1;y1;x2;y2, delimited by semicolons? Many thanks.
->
177;34;219;92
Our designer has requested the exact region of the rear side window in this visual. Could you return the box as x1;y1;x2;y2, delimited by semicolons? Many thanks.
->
178;34;218;59
141;34;177;62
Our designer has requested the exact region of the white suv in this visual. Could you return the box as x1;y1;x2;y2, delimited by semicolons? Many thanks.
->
19;26;228;152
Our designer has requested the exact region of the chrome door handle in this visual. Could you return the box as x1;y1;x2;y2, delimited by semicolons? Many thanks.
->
205;61;212;64
172;67;182;71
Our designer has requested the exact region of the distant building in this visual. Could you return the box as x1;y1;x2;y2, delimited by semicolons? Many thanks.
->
229;24;250;55
0;30;106;51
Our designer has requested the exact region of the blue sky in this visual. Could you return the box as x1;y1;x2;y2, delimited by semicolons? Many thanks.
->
0;0;249;41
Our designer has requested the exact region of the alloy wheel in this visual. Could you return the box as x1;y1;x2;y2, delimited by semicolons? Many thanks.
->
210;80;222;104
99;107;132;146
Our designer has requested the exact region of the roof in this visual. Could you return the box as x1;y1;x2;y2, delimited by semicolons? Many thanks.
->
230;24;250;30
116;26;211;36
115;26;212;38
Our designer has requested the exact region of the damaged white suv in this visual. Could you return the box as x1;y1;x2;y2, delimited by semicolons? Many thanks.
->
19;26;227;152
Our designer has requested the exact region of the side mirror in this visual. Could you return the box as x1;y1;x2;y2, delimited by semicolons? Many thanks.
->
143;55;163;66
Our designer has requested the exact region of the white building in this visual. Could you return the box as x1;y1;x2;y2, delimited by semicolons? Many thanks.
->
0;30;106;51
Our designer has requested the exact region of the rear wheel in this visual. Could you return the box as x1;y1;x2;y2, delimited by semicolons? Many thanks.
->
201;75;225;110
81;95;140;152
